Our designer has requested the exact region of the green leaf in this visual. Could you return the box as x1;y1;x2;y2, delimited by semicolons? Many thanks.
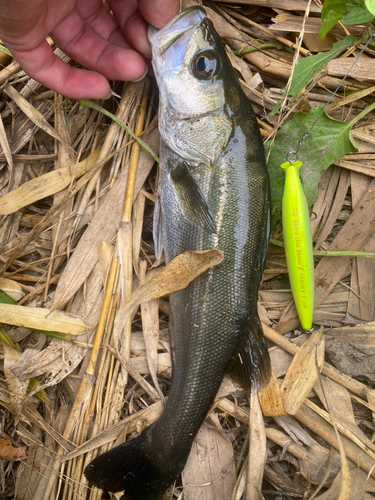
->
289;36;355;100
0;325;17;349
0;291;17;305
365;0;375;14
341;3;374;23
79;100;160;163
320;0;347;38
266;107;358;227
0;42;11;56
269;36;355;115
319;0;374;37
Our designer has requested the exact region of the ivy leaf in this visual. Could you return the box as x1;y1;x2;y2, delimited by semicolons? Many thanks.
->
265;107;358;227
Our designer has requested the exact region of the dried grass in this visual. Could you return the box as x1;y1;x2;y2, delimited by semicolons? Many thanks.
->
0;1;375;499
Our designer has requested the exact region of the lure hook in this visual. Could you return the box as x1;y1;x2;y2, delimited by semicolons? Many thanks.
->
320;319;333;334
286;139;303;163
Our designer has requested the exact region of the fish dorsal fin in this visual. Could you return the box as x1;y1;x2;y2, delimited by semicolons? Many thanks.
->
171;161;217;234
229;315;271;395
153;192;164;262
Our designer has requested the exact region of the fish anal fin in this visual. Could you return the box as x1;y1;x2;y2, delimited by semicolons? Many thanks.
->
229;316;271;395
170;161;217;234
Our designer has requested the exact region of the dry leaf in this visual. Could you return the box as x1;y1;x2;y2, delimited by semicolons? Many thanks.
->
59;401;164;462
317;381;352;500
52;125;159;310
247;394;267;500
11;261;104;390
295;403;375;480
3;344;29;423
182;423;236;500
116;221;133;385
97;242;114;287
113;249;223;346
231;456;248;500
327;57;375;82
139;261;163;400
0;303;87;335
0;148;100;215
0;437;27;461
282;329;325;415
0;113;12;185
258;371;287;416
0;277;24;301
3;85;73;150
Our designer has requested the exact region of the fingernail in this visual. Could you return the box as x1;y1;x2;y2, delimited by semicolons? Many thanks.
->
104;90;113;100
132;66;149;83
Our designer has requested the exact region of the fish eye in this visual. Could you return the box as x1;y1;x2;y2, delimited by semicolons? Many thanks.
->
191;51;220;80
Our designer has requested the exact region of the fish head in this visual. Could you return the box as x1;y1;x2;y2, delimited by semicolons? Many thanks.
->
149;7;233;164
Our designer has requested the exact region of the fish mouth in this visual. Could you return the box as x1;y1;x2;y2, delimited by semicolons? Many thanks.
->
149;6;206;55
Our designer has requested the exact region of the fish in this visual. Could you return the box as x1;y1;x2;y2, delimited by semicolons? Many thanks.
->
84;7;271;500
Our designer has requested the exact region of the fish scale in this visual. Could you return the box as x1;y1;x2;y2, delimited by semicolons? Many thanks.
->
85;7;271;500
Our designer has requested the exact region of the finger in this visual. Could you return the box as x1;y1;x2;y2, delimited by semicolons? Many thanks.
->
106;0;140;29
51;8;147;81
108;0;151;56
106;0;148;51
138;0;180;29
10;40;112;99
123;12;151;57
75;0;129;48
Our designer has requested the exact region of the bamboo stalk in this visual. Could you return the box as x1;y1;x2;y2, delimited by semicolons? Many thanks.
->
122;81;150;223
116;80;150;387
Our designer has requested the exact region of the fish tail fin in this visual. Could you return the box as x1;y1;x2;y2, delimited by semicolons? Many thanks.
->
230;315;271;394
84;426;173;500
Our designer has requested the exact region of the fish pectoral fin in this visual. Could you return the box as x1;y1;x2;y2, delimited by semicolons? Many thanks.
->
229;315;271;395
171;161;217;234
153;192;164;262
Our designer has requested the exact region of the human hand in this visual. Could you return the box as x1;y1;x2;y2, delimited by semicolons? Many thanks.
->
0;0;179;99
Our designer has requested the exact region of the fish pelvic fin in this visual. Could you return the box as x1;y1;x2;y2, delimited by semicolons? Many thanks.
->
84;426;176;500
229;315;271;395
170;161;217;234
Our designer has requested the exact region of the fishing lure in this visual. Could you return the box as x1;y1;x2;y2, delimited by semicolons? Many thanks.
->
280;31;375;331
281;159;314;331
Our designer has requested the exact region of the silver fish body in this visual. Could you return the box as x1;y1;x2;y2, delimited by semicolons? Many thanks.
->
85;8;271;500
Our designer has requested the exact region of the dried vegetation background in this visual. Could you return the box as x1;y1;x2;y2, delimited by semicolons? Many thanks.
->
0;0;375;499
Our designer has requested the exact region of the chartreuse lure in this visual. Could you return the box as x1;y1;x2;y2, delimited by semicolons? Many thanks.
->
277;32;375;330
281;160;314;330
